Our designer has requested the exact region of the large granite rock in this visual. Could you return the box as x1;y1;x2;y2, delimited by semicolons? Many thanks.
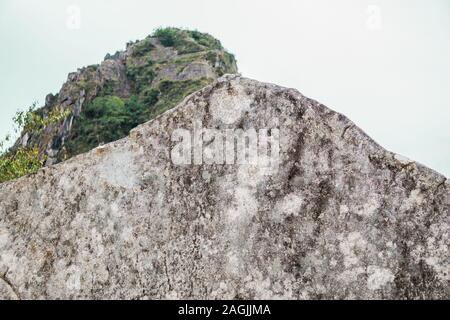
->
0;75;448;299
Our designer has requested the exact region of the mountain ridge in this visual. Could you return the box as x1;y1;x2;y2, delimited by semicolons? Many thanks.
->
11;28;237;167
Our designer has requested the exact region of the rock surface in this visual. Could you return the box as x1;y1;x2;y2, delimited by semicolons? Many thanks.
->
0;75;448;299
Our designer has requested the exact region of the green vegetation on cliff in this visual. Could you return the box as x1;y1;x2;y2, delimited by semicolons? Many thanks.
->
0;28;238;183
65;96;129;156
65;28;236;159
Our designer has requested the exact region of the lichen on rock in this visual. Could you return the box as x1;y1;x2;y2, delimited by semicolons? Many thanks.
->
0;75;448;300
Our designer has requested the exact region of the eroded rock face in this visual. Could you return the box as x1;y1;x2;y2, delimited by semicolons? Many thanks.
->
0;75;448;299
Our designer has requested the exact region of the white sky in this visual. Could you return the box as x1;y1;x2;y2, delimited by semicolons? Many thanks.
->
0;0;449;176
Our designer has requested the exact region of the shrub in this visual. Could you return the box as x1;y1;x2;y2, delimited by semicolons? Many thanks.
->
141;88;160;106
12;103;70;133
126;59;156;91
0;104;69;183
83;96;125;118
124;95;145;128
154;27;181;47
65;96;131;156
98;80;116;96
0;148;45;183
188;31;223;50
132;39;155;57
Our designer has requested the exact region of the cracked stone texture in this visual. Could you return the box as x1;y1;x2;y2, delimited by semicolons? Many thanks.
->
0;75;448;300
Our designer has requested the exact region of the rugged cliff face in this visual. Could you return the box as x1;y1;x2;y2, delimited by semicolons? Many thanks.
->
15;28;237;165
0;75;448;299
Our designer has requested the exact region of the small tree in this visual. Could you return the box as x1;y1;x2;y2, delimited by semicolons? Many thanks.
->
0;103;70;183
0;148;45;183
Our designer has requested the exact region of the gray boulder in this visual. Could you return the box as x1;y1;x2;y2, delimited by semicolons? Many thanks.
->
0;75;448;299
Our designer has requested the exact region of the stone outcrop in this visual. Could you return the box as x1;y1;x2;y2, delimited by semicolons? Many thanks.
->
0;75;448;299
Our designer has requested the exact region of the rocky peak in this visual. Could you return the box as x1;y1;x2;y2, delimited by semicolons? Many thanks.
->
16;28;237;165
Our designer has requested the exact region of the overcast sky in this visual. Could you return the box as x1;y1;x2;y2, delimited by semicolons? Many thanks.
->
0;0;449;176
